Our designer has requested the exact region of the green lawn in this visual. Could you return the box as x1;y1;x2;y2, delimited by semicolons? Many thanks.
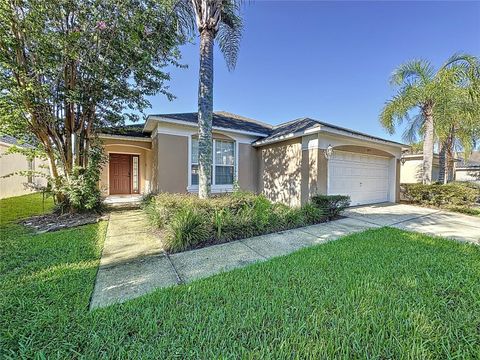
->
0;192;54;225
1;194;479;358
448;205;480;217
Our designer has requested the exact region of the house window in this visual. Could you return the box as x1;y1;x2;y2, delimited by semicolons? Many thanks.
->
191;138;199;185
214;140;234;185
190;138;235;187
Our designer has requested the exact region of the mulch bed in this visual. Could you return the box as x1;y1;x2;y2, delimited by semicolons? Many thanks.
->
21;212;108;234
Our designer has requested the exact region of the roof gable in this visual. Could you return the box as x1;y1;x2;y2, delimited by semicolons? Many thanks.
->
254;117;405;147
147;112;272;136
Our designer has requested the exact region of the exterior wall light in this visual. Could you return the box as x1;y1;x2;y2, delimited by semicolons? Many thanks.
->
324;144;333;159
400;155;407;165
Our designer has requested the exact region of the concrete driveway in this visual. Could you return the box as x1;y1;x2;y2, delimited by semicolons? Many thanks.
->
345;203;480;244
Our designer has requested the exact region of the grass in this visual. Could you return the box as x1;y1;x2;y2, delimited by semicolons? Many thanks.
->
448;205;480;217
0;192;54;225
1;194;480;358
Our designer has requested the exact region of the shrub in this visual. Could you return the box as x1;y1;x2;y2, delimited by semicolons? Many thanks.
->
144;192;335;253
165;208;210;252
56;145;106;213
301;202;326;224
402;183;479;207
269;203;299;230
311;195;351;220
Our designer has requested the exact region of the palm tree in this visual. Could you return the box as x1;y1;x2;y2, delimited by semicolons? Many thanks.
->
435;86;479;183
380;60;439;184
436;54;480;182
188;0;243;198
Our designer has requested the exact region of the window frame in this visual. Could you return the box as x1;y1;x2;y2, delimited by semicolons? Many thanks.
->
187;135;238;193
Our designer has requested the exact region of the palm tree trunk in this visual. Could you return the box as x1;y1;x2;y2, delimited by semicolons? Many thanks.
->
445;130;455;183
422;103;435;184
438;140;446;184
197;29;214;199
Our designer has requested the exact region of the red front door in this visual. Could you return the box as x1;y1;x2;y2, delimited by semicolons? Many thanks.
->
109;154;131;194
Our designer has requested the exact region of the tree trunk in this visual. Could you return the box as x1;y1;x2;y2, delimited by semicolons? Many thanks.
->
438;140;446;184
197;29;214;199
422;103;435;184
445;132;454;183
439;126;455;184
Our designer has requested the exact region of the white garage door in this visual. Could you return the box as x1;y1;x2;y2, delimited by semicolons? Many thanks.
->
328;151;390;206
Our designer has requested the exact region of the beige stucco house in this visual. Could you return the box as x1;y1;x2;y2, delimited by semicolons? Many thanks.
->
400;151;480;184
0;135;49;199
455;151;480;183
400;153;442;184
99;112;405;207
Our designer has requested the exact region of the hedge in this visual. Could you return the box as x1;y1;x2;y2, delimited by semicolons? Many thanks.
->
144;192;350;253
401;182;480;207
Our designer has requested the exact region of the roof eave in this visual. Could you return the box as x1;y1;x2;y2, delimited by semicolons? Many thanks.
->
145;115;270;138
98;133;152;142
254;124;406;149
253;125;321;147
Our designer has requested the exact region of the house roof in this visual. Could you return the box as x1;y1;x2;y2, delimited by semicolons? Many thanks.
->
98;123;150;138
101;112;404;148
403;153;441;159
0;135;34;148
253;117;406;147
146;111;272;136
457;151;480;169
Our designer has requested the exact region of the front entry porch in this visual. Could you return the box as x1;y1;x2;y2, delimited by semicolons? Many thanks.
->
99;137;152;198
103;194;143;208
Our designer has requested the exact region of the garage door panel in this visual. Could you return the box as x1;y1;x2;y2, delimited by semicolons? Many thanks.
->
328;152;390;206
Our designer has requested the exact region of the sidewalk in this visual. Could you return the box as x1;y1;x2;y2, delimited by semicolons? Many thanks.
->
90;210;179;309
90;204;480;309
90;213;376;309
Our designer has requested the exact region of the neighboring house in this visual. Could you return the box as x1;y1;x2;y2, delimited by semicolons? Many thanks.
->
455;151;480;183
400;153;443;184
0;135;49;199
400;151;480;184
98;111;405;207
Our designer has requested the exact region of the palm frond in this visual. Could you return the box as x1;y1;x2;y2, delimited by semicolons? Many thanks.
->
217;0;243;71
402;113;424;144
442;53;480;97
390;59;435;87
173;0;196;39
379;85;421;134
442;53;478;70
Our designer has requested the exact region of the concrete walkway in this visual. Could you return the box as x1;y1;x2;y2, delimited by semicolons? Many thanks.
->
90;204;480;309
90;210;179;309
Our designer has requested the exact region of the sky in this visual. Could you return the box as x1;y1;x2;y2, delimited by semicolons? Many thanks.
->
146;1;480;143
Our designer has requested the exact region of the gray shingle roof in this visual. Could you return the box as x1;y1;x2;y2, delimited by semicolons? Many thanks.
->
268;118;320;139
255;117;406;146
149;111;272;135
0;135;34;148
101;112;404;147
458;151;480;168
99;123;150;138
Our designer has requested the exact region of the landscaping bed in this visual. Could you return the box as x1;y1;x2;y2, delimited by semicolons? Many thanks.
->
401;181;480;216
143;192;350;252
21;212;108;233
